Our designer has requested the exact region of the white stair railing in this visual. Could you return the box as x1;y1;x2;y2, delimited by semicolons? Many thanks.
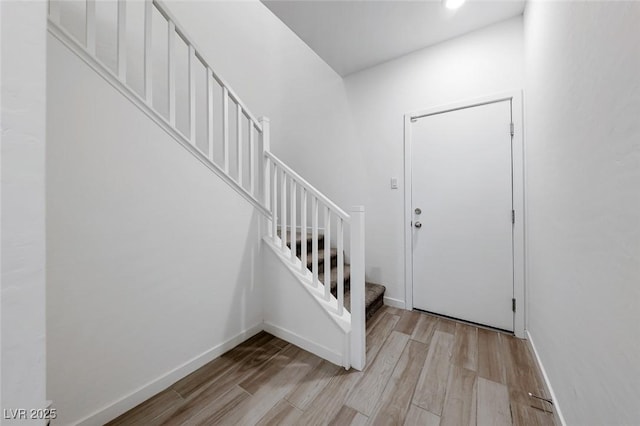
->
263;147;366;370
47;0;268;214
48;0;365;371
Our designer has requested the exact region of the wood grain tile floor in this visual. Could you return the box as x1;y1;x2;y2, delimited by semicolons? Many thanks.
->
107;307;555;425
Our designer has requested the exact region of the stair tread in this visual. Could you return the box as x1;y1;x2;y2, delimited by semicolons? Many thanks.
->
344;282;386;315
305;247;338;267
318;264;351;289
277;229;324;245
278;230;386;320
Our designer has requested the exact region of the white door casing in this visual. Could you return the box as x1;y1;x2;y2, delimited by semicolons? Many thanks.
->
404;91;526;337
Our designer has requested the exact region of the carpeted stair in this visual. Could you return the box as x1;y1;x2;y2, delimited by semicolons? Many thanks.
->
278;230;385;320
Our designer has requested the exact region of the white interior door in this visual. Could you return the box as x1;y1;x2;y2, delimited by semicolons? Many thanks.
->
411;100;514;331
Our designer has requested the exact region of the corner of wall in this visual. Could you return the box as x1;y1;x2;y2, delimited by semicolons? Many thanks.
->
1;0;48;419
525;331;567;426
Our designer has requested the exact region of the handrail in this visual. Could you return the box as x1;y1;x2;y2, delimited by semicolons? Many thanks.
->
49;0;364;371
152;0;263;131
264;148;366;369
47;0;269;216
264;151;350;221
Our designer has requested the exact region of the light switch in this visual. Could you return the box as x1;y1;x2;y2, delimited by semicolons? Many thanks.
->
390;177;399;189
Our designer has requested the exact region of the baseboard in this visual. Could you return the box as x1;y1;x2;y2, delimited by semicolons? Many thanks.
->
263;321;345;368
47;22;269;218
525;330;567;426
76;323;263;426
383;296;406;309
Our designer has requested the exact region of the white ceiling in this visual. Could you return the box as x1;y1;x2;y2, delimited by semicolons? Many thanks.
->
262;0;525;76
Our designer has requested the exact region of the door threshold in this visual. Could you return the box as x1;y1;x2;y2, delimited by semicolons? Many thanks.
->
412;308;514;336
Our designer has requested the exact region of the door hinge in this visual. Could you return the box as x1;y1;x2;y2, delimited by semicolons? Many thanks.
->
511;210;515;224
512;298;516;312
510;122;514;137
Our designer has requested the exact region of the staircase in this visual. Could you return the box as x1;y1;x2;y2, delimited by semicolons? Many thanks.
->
281;230;386;320
48;0;372;372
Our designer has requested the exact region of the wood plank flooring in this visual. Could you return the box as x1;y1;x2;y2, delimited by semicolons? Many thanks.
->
107;307;555;426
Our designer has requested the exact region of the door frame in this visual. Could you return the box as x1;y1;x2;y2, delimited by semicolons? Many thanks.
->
403;90;525;338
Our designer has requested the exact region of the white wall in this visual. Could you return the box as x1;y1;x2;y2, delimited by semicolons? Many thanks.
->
1;1;48;424
169;5;523;306
262;244;348;367
524;2;640;424
45;1;640;424
47;1;366;423
46;34;264;425
342;18;524;304
169;6;524;307
162;0;364;209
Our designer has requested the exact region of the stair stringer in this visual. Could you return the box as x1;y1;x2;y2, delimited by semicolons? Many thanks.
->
262;237;352;369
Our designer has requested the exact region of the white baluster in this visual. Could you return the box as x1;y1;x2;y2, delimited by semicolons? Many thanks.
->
168;21;176;126
337;217;344;315
312;197;319;287
222;87;229;173
117;0;127;81
188;45;196;145
349;206;366;370
290;180;297;262
324;206;331;301
144;0;153;105
260;118;271;231
271;164;278;244
237;104;243;186
249;124;255;196
86;0;96;55
281;170;287;251
207;71;214;161
300;188;307;275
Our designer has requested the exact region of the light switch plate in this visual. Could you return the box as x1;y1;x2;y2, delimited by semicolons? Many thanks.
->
391;177;398;189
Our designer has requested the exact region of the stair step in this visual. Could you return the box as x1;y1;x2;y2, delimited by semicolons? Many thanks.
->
306;247;338;272
344;282;386;319
276;229;325;252
318;264;351;294
278;229;386;321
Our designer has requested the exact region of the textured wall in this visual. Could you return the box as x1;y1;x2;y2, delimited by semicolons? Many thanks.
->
524;2;640;424
1;1;48;424
47;34;263;425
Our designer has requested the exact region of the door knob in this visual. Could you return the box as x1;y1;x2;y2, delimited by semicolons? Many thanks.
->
414;221;422;229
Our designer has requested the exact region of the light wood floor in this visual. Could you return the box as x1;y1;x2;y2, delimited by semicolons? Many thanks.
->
108;307;555;425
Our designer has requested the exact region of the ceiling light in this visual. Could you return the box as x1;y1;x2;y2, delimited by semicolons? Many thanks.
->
443;0;466;10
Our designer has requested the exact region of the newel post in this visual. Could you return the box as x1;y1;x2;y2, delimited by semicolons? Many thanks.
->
349;205;366;371
260;117;271;236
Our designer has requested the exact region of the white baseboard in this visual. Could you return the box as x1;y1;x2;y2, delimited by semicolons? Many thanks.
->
383;296;406;309
525;330;567;426
263;321;344;368
76;323;263;426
